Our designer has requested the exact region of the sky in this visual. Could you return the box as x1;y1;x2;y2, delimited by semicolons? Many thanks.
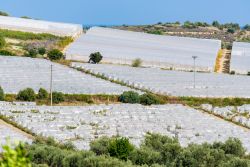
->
1;0;250;26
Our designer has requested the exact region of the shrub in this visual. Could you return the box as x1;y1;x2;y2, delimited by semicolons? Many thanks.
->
230;71;236;75
0;86;4;101
38;48;46;55
48;49;63;60
221;157;250;167
26;49;38;58
132;58;142;67
0;50;14;56
90;136;110;155
147;30;163;35
221;138;245;157
129;147;161;166
17;88;36;101
119;91;140;104
62;153;83;167
52;92;65;104
139;93;163;105
37;88;48;100
108;137;134;160
0;143;31;167
212;21;220;28
0;11;9;16
89;52;103;64
227;28;236;34
0;36;6;49
21;16;31;19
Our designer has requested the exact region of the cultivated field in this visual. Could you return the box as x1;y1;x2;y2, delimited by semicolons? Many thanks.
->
0;56;134;94
72;63;250;98
1;102;250;151
66;27;221;71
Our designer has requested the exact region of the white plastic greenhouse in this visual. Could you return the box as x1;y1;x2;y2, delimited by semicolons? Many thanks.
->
72;63;250;98
0;16;83;38
231;42;250;74
0;56;134;94
66;27;221;71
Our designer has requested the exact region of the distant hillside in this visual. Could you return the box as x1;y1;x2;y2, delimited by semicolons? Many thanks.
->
114;21;250;49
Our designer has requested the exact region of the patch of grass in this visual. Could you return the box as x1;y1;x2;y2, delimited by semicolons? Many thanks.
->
214;49;223;72
56;37;73;50
0;29;61;41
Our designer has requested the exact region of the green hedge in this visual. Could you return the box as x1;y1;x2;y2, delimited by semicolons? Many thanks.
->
18;133;250;167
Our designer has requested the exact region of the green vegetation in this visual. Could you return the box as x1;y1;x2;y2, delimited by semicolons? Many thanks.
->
0;36;6;49
139;93;163;105
0;49;15;56
20;16;31;19
6;133;247;167
0;11;9;16
0;86;5;101
0;29;73;57
89;52;103;64
146;30;164;35
0;29;60;41
119;91;140;104
3;91;119;105
48;49;64;60
52;92;65;104
0;143;31;167
243;24;250;31
119;91;164;105
4;86;250;107
38;47;46;55
25;48;38;58
132;58;142;67
17;88;36;101
37;88;49;100
108;137;134;161
56;37;73;50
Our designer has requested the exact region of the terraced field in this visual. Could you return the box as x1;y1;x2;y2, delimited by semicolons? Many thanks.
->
72;63;250;98
1;102;250;151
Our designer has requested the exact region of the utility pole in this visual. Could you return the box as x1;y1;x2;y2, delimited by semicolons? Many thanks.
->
192;56;198;89
50;64;53;106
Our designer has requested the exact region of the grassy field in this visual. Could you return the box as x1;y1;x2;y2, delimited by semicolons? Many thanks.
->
0;28;73;57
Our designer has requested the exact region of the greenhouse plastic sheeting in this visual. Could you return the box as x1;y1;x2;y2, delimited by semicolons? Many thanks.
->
0;56;134;94
0;16;83;37
73;62;250;98
231;42;250;74
66;27;221;71
2;103;250;151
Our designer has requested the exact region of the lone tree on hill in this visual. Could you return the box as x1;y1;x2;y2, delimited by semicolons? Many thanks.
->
89;52;103;64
